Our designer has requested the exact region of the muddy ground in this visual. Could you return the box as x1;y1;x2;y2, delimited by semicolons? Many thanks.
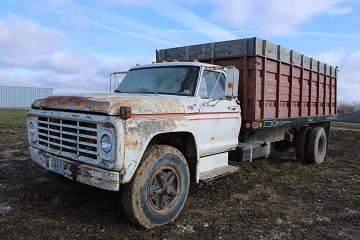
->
0;111;359;239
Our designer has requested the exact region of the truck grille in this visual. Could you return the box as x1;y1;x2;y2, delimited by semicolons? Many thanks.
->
37;116;98;160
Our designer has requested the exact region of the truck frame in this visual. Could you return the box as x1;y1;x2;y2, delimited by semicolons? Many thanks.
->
27;38;337;228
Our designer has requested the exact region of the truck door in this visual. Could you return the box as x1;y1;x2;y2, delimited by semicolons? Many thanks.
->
196;69;241;156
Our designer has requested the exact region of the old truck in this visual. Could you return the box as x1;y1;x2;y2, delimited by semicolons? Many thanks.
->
27;38;337;228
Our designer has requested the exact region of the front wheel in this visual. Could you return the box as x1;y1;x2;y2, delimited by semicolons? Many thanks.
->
121;145;190;228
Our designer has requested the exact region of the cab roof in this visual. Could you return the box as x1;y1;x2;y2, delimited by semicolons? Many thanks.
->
130;61;224;70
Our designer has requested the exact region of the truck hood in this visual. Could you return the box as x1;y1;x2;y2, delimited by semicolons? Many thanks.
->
31;93;186;115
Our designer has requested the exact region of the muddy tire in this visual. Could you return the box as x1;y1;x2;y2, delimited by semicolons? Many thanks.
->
306;127;328;164
121;145;189;229
296;127;311;163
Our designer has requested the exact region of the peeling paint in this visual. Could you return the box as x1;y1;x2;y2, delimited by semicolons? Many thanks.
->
29;146;120;191
32;93;186;116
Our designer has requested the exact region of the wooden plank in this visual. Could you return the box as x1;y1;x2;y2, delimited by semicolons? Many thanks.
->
309;59;313;116
261;41;267;119
276;47;281;118
300;55;304;117
289;51;294;117
335;67;338;114
329;68;332;114
323;65;327;115
316;63;320;115
243;56;248;119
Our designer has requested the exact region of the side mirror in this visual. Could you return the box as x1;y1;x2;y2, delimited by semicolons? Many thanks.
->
224;66;239;98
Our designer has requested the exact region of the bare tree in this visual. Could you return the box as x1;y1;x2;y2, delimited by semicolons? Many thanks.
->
337;101;360;113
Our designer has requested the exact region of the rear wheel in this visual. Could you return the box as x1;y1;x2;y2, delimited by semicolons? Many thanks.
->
295;127;311;163
306;127;328;164
121;145;189;228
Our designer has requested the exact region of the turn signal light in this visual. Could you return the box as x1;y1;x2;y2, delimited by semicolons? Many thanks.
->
120;107;132;120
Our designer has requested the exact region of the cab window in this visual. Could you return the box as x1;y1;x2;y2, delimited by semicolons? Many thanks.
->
198;70;226;99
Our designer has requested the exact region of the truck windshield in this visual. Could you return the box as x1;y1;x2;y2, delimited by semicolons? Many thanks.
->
115;66;199;96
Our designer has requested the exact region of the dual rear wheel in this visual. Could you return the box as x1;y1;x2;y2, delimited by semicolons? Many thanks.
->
121;128;328;228
296;126;328;164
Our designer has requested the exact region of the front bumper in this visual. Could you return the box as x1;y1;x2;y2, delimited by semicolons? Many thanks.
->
29;146;120;191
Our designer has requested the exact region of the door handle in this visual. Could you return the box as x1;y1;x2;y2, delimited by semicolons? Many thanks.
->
228;106;238;110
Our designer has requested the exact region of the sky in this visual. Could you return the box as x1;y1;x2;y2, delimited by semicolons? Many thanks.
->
0;0;359;102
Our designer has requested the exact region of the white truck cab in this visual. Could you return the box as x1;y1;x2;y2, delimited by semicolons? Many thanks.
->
27;62;242;228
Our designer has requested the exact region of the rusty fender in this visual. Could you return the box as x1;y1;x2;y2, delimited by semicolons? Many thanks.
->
121;116;198;183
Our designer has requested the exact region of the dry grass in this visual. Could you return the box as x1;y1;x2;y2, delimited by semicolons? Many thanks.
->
0;109;28;129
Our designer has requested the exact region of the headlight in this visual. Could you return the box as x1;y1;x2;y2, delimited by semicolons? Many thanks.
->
29;122;35;136
101;134;112;153
28;120;37;143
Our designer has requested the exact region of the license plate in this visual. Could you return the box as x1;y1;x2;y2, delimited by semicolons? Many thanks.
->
50;159;64;175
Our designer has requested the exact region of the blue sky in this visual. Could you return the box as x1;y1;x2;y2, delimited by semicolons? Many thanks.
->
0;0;359;102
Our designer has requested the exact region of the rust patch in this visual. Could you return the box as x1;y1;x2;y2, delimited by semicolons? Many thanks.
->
125;139;140;148
32;96;111;114
70;162;79;180
32;94;186;116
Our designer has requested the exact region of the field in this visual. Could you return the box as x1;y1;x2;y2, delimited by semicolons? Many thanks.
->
0;110;359;240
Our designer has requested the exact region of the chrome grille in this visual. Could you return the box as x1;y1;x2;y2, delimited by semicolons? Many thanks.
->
37;116;98;160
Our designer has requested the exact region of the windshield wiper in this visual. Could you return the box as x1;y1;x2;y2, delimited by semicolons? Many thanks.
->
115;88;163;95
136;88;159;95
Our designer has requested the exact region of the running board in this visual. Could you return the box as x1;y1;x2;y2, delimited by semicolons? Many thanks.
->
199;165;239;182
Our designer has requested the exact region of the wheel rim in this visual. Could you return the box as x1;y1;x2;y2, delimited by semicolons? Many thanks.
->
147;165;180;212
318;136;326;156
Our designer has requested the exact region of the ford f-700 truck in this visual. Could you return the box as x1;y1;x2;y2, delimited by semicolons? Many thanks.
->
27;38;337;228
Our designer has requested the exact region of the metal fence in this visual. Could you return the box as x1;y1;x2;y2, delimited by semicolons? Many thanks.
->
337;113;360;123
0;86;52;109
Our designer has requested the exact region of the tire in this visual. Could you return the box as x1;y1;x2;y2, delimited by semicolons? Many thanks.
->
295;127;311;163
306;127;328;164
121;145;190;228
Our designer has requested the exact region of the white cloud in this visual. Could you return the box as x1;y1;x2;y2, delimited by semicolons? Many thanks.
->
0;51;97;74
0;14;150;94
315;51;360;103
15;0;179;47
0;15;97;74
327;7;352;16
87;19;177;47
0;55;149;95
93;0;152;6
152;1;236;41
299;31;360;38
0;14;66;53
45;52;98;74
315;51;344;66
211;0;351;35
70;0;236;42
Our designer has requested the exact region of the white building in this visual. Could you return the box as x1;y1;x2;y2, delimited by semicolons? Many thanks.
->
0;86;53;109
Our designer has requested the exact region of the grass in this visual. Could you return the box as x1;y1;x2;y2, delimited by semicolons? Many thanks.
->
0;109;28;129
332;121;360;130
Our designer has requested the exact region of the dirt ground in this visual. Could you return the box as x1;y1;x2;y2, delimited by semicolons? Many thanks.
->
0;111;359;240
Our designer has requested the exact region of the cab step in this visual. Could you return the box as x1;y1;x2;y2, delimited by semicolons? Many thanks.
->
199;165;239;182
